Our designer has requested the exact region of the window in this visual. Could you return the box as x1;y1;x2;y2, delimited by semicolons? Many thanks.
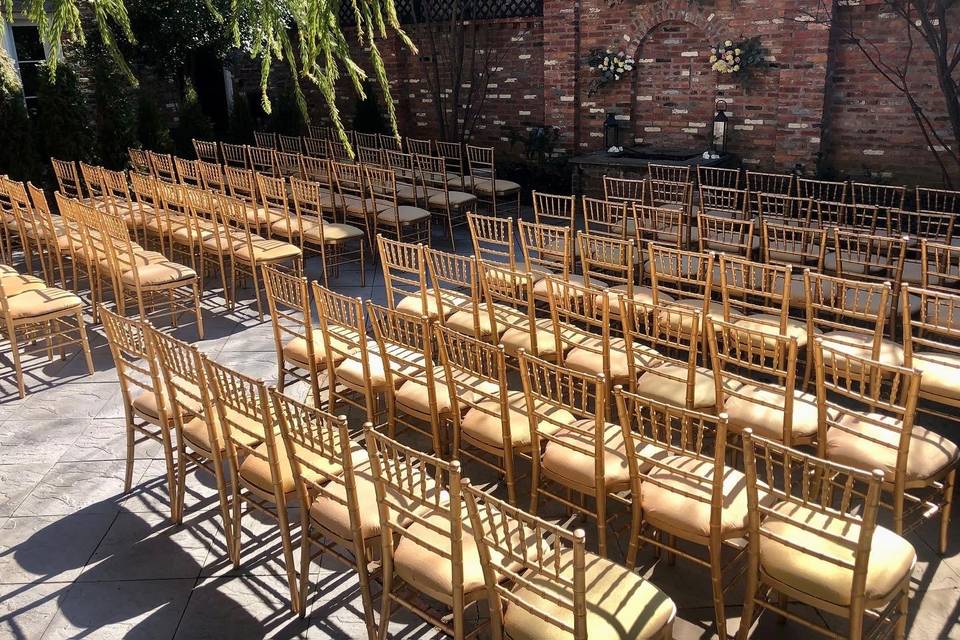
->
5;23;45;115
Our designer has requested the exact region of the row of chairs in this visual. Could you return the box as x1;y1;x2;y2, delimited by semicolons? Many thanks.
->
105;269;929;639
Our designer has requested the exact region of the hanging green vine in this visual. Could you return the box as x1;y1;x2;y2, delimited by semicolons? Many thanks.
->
1;0;416;153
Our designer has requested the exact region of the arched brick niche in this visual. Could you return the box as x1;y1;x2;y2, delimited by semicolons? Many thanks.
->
629;20;717;150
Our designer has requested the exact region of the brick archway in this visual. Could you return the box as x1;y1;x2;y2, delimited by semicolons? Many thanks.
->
623;0;729;50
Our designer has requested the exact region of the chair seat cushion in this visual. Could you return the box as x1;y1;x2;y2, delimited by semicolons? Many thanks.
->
503;549;676;640
461;390;570;449
131;390;176;425
335;351;390;391
911;351;960;401
396;184;429;202
5;287;82;320
0;274;46;296
377;205;431;224
602;285;668;313
500;317;561;358
395;371;452;417
635;363;716;409
397;289;468;319
181;409;265;454
563;336;641;382
428;190;476;208
312;222;364;242
342;196;388;216
532;274;584;299
723;383;819;441
759;501;915;607
236;238;302;263
826;411;959;483
818;331;904;369
282;328;353;369
460;176;521;195
240;440;366;496
124;260;197;287
733;313;811;347
244;205;286;226
541;419;638;492
640;454;753;542
445;309;492;336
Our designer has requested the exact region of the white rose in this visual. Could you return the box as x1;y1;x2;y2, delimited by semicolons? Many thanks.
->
725;40;732;47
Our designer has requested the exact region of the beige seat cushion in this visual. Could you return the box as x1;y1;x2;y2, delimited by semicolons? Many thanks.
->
460;391;570;449
445;309;493;336
664;298;725;323
641;454;755;542
428;190;475;208
723;383;819;441
342;195;388;216
244;205;287;226
131;389;179;425
503;549;676;640
500;317;561;358
635;363;716;409
541;419;649;492
236;237;302;263
460;176;521;195
759;501;915;607
563;336;635;382
308;222;364;243
733;313;812;347
0;274;46;296
826;411;959;482
397;288;468;319
123;260;197;287
282;328;354;369
335;351;390;391
240;439;367;496
268;217;301;238
377;205;431;224
396;184;429;202
911;351;960;401
395;373;453;417
602;285;670;313
532;274;585;299
818;331;904;368
5;287;82;320
181;409;266;454
308;456;439;540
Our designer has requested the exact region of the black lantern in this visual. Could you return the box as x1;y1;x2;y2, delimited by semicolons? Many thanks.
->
712;100;729;154
604;113;621;150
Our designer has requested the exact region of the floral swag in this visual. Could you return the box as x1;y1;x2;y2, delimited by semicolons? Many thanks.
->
587;46;635;96
709;36;763;75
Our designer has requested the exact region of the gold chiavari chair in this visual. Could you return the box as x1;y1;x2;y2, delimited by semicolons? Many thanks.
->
920;239;960;295
174;157;202;188
263;265;323;403
128;172;165;252
274;151;301;178
313;283;384;422
221;141;249;169
384;150;423;206
755;193;813;225
248;146;278;177
0;262;94;397
196;159;226;194
367;165;431;244
648;244;719;320
697;165;740;189
79;161;105;204
406;137;432;156
148;151;177;183
916;185;960;215
307;124;332;140
278;134;303;155
797;176;847;203
462;480;677;640
53;194;97;300
464;144;521;218
27;182;70;288
272;392;383;636
532;191;576;228
706;318;814;448
367;301;450;456
739;430;915;640
518;220;581;301
646;178;693;215
603;175;645;206
896;210;954;285
146;325;226;525
379;132;402;151
648;163;690;184
436;324;527;505
182;184;233;304
482;264;560;362
151;180;198;267
803;271;900;389
746;170;794;197
426;248;490;339
332;161;378;249
417;153;475;247
581;196;629;239
379;235;441;319
303;137;328;159
256;173;297;241
203;356;300;612
615;388;745;639
289;176;365;287
698;184;749;219
902;285;960;432
366;426;494;640
327;140;354;164
815;200;887;234
622;297;714;410
719;254;805;344
192;138;220;164
216;193;302;319
436;140;464;183
101;307;178;518
851;181;906;211
0;179;23;263
762;220;826;291
51;157;84;199
814;340;958;552
354;131;379;149
634;203;689;249
224;166;286;232
578;232;650;317
298;156;334;190
254;130;278;149
828;229;908;332
357;145;385;167
127;148;152;175
698;213;755;258
101;168;141;235
3;178;48;280
468;211;517;269
520;350;625;556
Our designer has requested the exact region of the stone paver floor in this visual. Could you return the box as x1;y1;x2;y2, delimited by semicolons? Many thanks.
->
0;225;958;639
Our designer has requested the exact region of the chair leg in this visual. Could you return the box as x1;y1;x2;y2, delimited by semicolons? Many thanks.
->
123;417;136;492
354;542;378;640
9;328;25;398
940;468;956;554
894;583;909;639
377;543;395;640
274;495;301;614
709;544;728;639
77;311;94;375
230;485;243;567
596;492;608;557
193;281;204;339
159;426;178;523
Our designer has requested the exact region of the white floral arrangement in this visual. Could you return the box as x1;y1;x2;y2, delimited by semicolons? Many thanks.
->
708;37;762;75
588;47;634;95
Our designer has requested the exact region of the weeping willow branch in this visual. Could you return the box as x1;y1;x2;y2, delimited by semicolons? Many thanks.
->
1;0;416;154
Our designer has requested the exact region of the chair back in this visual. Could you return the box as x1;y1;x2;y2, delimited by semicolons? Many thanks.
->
254;131;278;149
101;308;168;424
755;193;813;225
197;160;227;193
148;151;177;183
224;166;259;208
379;133;402;151
303;137;328;159
425;247;481;332
406;137;432;156
174;158;202;187
468;212;516;268
435;141;464;177
761;221;826;271
797;177;847;203
532;191;575;227
851;181;906;210
648;163;690;184
278;135;303;154
518;220;572;281
377;235;429;313
51;158;84;199
248;146;278;176
920;240;960;294
698;213;754;256
719;254;792;322
697;165;740;189
581;196;628;239
192;139;220;164
746;170;793;196
578;232;635;295
634;204;687;249
698;185;748;219
221;142;249;168
602;176;644;205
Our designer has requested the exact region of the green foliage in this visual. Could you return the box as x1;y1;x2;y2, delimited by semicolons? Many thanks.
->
33;62;94;165
173;80;213;157
125;0;235;72
0;49;40;180
228;91;255;144
268;83;306;136
137;87;173;152
90;43;138;168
